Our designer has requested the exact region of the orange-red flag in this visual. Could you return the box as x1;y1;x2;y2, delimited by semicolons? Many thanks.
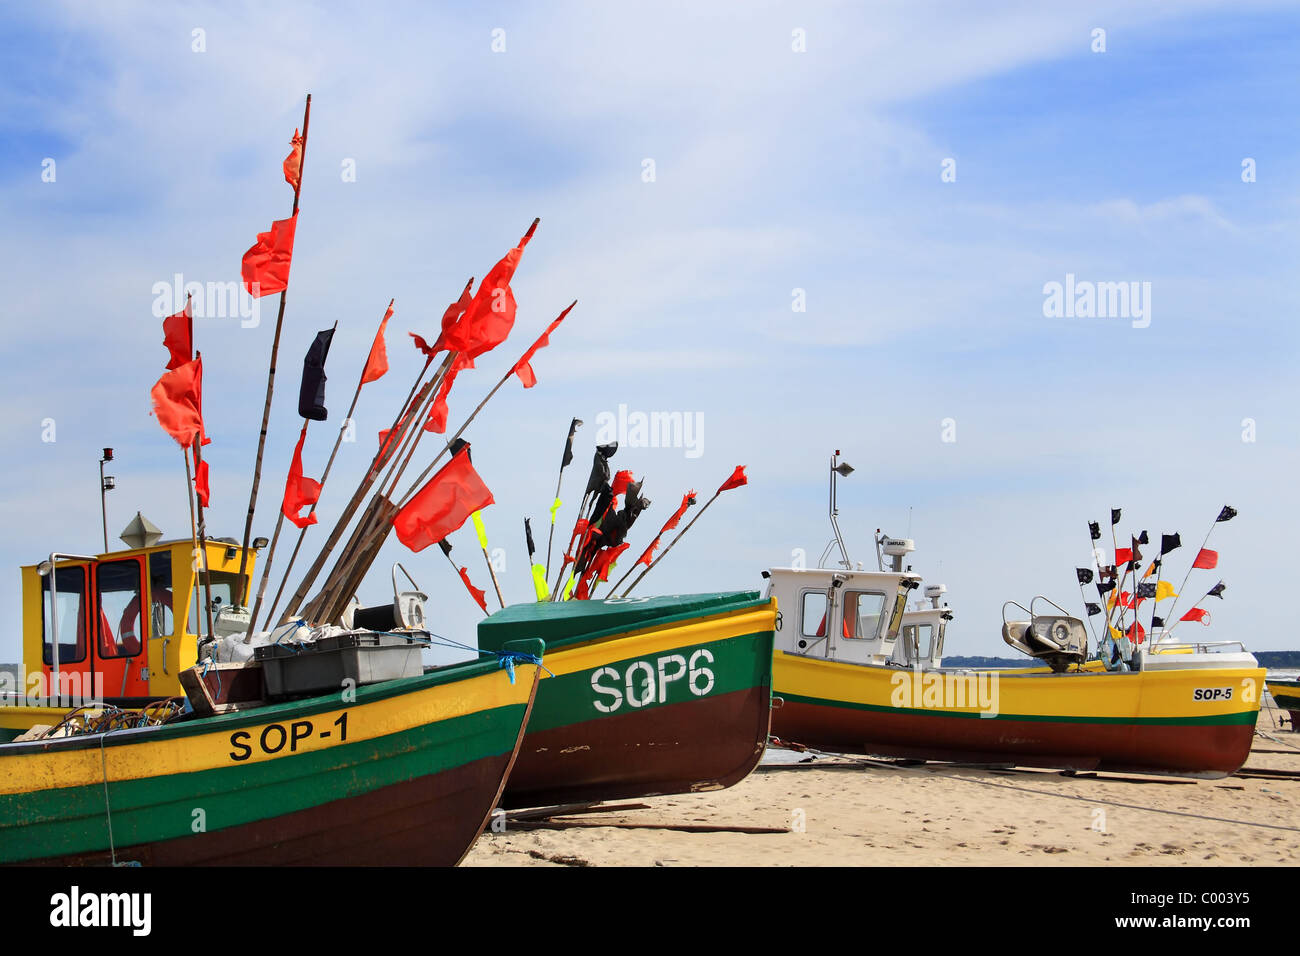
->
361;301;394;385
283;128;304;192
440;221;538;360
150;356;205;448
282;423;322;529
162;295;192;371
241;213;298;297
512;300;575;388
456;565;488;613
392;445;494;552
717;465;748;493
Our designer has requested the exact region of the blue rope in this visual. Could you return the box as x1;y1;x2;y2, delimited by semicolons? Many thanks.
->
370;630;551;682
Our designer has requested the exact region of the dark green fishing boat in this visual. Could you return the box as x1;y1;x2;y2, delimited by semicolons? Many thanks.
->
477;591;775;809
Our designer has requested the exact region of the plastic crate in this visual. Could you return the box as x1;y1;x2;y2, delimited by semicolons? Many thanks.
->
254;632;424;700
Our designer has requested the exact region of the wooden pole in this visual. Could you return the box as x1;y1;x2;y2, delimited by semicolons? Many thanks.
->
180;447;201;638
235;93;311;606
621;490;723;597
276;356;441;623
262;311;382;630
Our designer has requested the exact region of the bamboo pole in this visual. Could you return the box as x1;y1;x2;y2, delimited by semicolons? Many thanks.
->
276;356;443;623
236;93;312;606
621;489;723;598
180;447;202;639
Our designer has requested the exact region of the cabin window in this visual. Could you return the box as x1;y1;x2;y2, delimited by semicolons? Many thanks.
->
42;566;87;665
933;622;946;660
96;559;145;658
188;570;245;635
912;623;933;659
149;551;175;637
886;591;908;640
801;591;828;638
841;591;886;640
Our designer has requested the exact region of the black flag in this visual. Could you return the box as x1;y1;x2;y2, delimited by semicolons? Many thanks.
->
1111;508;1122;526
1207;581;1226;599
1160;533;1181;555
1216;505;1238;523
1089;521;1101;541
437;539;452;557
585;450;611;497
1085;602;1102;617
525;517;536;557
561;417;583;468
597;441;618;459
1076;568;1093;585
1136;582;1156;599
298;328;335;421
1096;580;1115;597
1137;530;1149;546
1151;616;1165;629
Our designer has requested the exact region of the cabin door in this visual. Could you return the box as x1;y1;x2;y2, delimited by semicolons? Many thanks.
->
40;562;94;703
90;557;151;699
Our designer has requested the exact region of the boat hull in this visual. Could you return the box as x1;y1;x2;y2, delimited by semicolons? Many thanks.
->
1266;679;1300;730
772;651;1263;777
0;647;542;866
495;597;775;809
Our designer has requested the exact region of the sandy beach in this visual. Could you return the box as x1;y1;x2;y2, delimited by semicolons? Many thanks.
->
466;715;1300;867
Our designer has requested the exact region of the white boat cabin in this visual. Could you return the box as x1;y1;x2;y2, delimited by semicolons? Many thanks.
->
763;567;922;666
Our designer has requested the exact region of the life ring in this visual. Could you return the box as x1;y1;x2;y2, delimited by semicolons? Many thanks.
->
112;588;173;657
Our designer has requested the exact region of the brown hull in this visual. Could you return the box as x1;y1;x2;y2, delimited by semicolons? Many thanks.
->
37;749;516;867
502;686;770;809
774;699;1256;777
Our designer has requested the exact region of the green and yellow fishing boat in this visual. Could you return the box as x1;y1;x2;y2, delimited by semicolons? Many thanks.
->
0;637;543;866
1266;678;1300;730
478;591;776;809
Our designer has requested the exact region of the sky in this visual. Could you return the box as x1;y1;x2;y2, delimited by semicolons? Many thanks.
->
0;0;1297;665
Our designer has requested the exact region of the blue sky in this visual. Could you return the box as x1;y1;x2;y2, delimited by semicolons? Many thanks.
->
1;0;1297;663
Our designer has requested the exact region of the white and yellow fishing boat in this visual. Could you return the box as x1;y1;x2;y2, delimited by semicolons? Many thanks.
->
765;455;1264;778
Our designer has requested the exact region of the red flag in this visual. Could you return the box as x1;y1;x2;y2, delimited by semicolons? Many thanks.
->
150;356;205;448
282;424;322;529
717;465;748;494
633;491;695;568
192;456;210;508
377;407;412;467
457;565;488;613
283;127;304;192
423;356;466;434
1114;547;1132;566
162;295;192;371
440;221;538;359
1125;620;1146;645
392;445;494;552
1180;607;1210;625
1192;548;1218;570
611;470;634;499
241;213;298;297
361;301;394;385
411;278;476;359
512;300;575;388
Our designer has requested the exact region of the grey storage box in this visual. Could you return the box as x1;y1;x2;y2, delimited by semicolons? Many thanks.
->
255;632;425;700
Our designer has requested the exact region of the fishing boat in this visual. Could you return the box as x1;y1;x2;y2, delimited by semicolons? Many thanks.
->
477;591;776;808
765;454;1265;778
0;637;543;865
1265;678;1300;730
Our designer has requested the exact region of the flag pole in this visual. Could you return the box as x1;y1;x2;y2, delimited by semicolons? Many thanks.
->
1163;509;1230;628
621;489;723;597
545;418;582;581
236;93;311;607
277;353;446;623
472;511;506;609
263;305;389;629
247;319;337;636
190;348;217;643
180;446;202;639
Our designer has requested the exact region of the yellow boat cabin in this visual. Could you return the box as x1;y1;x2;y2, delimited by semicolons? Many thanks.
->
0;528;258;742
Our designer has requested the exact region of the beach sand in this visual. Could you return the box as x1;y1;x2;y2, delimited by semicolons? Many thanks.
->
465;721;1300;867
